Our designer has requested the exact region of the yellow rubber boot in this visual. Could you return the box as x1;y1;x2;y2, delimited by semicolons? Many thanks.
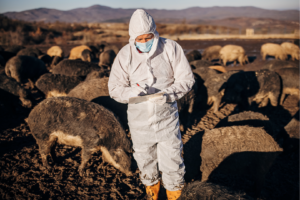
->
166;189;182;200
146;181;161;200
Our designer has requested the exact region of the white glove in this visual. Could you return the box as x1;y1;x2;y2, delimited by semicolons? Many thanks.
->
149;94;167;105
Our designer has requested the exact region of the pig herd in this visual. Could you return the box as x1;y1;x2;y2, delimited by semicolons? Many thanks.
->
196;42;299;66
0;41;299;199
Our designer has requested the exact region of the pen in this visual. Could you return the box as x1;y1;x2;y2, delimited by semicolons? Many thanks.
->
136;83;147;94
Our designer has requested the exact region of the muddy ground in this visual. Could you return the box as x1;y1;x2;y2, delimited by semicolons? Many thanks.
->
0;39;299;200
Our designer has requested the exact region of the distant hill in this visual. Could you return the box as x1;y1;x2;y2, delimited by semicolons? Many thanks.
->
2;5;299;23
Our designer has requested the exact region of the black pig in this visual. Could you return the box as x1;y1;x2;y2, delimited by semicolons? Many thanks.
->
274;68;299;105
185;50;201;62
81;49;92;62
222;70;281;109
0;73;32;109
17;47;42;57
5;55;47;84
35;73;83;98
52;60;102;77
27;97;132;176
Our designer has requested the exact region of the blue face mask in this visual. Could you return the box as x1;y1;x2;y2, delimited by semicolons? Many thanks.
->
135;38;154;53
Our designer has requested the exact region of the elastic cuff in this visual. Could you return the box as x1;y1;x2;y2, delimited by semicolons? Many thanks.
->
140;173;161;186
163;182;185;191
166;94;173;102
161;91;174;102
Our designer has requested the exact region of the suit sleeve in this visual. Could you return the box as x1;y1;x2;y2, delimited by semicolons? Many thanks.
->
162;42;195;102
108;50;133;104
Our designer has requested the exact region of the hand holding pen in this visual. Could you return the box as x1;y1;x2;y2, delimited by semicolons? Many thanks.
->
135;83;147;95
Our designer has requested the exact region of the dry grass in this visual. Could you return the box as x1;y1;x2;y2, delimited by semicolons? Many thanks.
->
162;33;299;40
0;18;299;46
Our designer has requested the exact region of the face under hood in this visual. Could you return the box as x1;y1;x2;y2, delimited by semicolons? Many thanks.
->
128;9;159;55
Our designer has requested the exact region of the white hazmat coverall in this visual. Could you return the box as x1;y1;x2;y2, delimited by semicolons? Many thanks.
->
108;9;195;191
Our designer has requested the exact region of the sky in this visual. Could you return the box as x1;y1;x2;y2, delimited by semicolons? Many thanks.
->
0;0;299;13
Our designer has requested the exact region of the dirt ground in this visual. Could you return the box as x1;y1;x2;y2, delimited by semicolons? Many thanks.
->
0;39;299;200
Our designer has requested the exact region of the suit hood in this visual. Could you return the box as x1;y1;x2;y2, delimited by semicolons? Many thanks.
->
128;9;160;57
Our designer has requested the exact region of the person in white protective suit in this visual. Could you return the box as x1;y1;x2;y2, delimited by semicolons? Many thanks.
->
108;9;195;200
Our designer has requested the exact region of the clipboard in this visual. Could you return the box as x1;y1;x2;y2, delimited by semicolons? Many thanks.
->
128;92;165;104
